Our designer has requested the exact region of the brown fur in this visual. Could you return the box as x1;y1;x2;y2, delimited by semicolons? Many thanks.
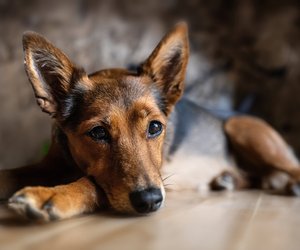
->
225;116;300;191
1;23;300;222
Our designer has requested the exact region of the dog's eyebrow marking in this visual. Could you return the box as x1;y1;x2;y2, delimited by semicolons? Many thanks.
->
130;106;156;121
138;108;150;118
102;116;111;126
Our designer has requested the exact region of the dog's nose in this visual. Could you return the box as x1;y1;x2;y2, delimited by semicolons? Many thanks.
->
129;188;163;214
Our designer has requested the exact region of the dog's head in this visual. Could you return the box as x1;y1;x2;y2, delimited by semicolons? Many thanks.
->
22;24;189;214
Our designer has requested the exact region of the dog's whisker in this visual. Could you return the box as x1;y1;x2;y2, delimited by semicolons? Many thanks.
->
162;174;175;182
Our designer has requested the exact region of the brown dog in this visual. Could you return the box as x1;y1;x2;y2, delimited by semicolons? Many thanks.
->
1;23;300;221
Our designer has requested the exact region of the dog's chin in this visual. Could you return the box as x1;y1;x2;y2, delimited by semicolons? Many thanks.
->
109;203;161;216
106;196;137;215
89;181;132;214
96;188;134;214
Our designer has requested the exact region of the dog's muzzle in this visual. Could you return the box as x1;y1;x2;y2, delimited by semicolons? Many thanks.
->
129;187;163;214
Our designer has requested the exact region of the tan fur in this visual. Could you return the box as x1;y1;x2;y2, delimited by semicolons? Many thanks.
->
23;31;74;115
2;23;189;220
9;178;99;221
2;23;300;222
225;116;300;192
141;23;189;115
66;90;166;212
225;116;300;177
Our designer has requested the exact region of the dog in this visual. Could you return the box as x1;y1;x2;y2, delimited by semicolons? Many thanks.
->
1;23;300;222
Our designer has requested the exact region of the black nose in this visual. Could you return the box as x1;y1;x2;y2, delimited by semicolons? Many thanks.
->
129;188;163;214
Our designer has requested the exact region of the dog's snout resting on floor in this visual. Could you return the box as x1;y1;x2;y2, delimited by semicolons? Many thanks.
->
1;23;300;222
129;188;163;213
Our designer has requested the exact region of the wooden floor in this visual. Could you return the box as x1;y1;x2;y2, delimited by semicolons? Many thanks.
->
0;191;299;250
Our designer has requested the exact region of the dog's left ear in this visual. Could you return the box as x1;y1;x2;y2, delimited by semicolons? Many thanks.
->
141;22;189;115
22;31;88;118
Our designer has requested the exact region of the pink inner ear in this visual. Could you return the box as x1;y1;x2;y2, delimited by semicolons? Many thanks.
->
23;32;79;116
139;24;189;116
36;97;56;116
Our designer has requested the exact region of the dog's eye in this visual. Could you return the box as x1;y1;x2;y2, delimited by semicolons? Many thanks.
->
147;121;163;138
87;126;110;142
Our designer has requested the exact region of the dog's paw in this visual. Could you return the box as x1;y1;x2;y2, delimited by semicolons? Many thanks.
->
209;171;236;191
286;181;300;197
8;186;70;222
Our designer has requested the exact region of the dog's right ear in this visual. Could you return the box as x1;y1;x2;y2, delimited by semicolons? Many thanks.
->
141;23;189;116
23;31;87;117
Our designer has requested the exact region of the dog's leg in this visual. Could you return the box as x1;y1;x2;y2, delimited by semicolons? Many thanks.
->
0;142;82;200
8;177;101;221
0;166;39;200
225;116;300;195
209;169;250;191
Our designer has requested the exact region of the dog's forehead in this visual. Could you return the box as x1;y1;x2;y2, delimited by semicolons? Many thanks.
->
63;72;162;130
90;75;150;105
68;74;160;126
89;75;161;117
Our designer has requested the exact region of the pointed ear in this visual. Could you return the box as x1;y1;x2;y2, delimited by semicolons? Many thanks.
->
141;23;189;115
23;31;87;117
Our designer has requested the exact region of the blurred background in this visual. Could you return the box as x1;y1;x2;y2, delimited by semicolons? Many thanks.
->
1;0;300;169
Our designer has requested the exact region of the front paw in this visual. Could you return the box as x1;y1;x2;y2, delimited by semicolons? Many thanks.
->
8;187;68;222
286;181;300;197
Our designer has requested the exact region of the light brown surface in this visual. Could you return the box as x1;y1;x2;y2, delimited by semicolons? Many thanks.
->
0;191;299;250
